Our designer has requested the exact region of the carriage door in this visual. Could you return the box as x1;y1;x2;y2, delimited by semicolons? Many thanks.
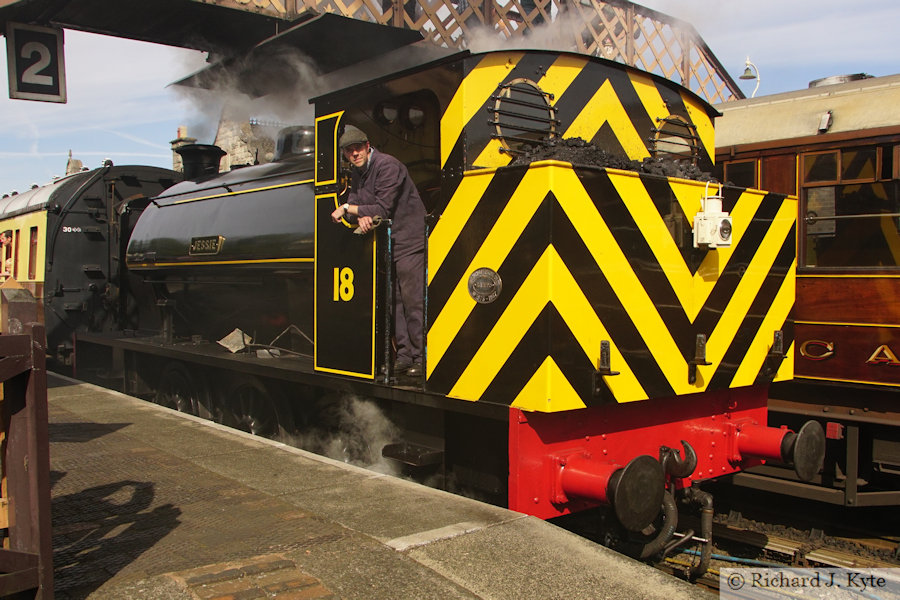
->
313;112;385;379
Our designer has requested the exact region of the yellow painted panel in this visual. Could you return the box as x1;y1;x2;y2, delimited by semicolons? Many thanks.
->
538;54;588;100
775;342;795;382
700;202;797;384
681;92;716;162
472;139;511;168
552;168;692;393
611;177;776;321
511;356;587;412
545;247;646;401
669;178;703;223
689;187;766;297
427;171;495;284
431;161;797;403
609;174;699;316
448;244;646;403
628;71;669;125
427;166;550;376
729;262;796;387
563;80;650;160
472;54;590;168
448;246;552;400
441;53;524;167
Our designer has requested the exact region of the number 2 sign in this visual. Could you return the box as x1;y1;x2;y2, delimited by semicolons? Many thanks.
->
6;22;66;103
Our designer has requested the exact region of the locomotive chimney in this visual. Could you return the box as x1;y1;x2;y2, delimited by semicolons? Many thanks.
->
176;144;226;180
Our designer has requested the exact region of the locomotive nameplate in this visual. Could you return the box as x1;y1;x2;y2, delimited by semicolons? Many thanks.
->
189;235;225;255
468;268;502;304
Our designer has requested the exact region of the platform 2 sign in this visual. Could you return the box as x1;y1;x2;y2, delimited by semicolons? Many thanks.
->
6;22;66;103
314;194;378;378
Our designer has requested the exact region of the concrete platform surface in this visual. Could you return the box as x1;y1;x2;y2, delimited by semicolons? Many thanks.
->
47;374;706;599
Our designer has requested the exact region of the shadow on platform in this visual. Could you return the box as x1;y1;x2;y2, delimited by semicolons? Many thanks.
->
51;480;181;599
49;422;131;443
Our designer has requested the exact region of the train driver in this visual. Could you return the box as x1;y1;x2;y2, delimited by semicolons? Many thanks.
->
330;125;426;378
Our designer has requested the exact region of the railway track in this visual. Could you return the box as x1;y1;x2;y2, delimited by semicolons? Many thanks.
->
708;481;900;563
659;481;900;591
660;520;900;593
710;522;898;569
556;479;900;593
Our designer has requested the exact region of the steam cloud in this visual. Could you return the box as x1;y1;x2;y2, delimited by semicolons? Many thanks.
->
464;10;586;54
171;8;611;145
173;46;325;145
291;394;401;476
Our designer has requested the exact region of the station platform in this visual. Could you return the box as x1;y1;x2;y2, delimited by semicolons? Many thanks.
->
47;374;707;600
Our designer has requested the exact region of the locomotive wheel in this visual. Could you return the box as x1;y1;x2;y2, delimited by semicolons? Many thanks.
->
155;362;203;416
223;376;284;440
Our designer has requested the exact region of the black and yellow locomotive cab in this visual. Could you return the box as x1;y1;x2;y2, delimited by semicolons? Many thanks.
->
312;48;795;409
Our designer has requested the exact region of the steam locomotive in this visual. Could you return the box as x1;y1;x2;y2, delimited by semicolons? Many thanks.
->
5;48;826;570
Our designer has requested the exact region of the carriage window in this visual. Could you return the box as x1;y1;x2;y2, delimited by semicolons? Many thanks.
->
803;151;838;183
893;145;900;180
12;229;19;280
803;182;900;268
724;160;756;188
841;146;877;182
878;144;894;181
28;226;38;280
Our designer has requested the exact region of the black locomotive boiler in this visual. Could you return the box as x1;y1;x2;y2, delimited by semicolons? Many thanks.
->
126;130;317;354
73;48;826;569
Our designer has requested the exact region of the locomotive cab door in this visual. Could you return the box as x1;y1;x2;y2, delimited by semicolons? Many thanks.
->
313;112;385;379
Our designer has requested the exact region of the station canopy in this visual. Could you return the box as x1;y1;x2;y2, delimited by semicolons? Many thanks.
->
0;1;424;86
0;0;745;103
1;0;308;54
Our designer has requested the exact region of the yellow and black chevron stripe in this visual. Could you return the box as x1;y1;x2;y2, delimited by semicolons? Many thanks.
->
439;51;716;174
426;162;796;412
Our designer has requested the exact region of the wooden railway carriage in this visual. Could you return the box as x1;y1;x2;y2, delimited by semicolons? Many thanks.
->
81;49;824;561
715;73;900;507
0;165;179;366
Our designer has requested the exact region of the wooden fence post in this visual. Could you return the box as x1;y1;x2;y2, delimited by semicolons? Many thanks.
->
0;287;52;599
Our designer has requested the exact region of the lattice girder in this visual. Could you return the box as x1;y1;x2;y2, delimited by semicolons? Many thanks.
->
296;0;742;102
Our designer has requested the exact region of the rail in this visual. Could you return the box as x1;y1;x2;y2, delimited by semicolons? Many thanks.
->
0;287;52;598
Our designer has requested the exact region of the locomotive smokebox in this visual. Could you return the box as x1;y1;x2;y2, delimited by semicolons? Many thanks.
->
176;144;226;180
